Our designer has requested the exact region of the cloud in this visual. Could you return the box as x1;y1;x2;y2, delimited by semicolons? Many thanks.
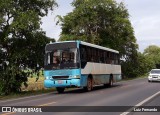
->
118;0;160;52
41;0;73;40
133;16;160;41
138;39;160;52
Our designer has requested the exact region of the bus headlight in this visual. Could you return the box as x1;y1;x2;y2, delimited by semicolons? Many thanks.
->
74;75;80;78
69;75;80;79
45;77;49;80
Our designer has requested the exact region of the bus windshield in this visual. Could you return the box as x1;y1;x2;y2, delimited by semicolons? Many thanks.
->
45;48;79;70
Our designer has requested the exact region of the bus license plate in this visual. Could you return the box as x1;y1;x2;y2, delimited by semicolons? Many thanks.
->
58;80;63;84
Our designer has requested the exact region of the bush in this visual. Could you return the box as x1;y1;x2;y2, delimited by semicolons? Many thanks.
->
0;65;28;95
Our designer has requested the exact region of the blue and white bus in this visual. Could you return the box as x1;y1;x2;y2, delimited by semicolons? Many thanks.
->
44;41;121;93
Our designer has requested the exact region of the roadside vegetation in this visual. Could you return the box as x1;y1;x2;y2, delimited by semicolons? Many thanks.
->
0;72;55;100
0;0;160;97
0;0;57;95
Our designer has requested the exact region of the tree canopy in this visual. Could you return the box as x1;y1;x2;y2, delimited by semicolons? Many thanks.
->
143;45;160;68
57;0;138;77
58;0;138;59
0;0;57;95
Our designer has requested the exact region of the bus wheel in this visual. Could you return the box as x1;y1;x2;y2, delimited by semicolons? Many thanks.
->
56;87;65;93
84;77;92;91
108;77;113;87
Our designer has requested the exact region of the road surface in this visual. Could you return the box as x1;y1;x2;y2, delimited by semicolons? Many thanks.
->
0;78;160;115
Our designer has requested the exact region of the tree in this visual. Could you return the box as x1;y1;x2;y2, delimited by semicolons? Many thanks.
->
0;0;57;95
123;52;155;78
57;0;138;77
125;45;160;78
143;45;160;68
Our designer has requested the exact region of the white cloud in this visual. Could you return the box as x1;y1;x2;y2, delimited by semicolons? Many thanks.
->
118;0;160;52
41;0;73;40
133;16;160;41
138;39;160;52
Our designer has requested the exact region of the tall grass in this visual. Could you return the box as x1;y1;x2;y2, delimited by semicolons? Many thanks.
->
21;70;45;91
21;77;45;91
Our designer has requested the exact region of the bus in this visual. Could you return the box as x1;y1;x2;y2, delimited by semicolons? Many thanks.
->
44;41;121;93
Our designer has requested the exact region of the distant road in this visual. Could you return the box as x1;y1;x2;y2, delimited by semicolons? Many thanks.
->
0;78;160;115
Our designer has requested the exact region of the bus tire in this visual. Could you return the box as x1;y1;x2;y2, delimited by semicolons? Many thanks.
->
104;75;113;87
84;77;92;91
56;87;65;93
108;75;113;87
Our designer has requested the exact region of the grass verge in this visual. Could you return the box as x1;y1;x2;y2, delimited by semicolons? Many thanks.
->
122;74;147;81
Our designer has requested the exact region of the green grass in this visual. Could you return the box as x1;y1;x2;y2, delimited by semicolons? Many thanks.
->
122;74;148;81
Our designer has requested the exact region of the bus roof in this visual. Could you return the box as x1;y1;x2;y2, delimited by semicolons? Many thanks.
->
80;41;119;53
47;41;119;53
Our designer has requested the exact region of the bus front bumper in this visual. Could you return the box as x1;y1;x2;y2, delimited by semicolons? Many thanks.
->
44;79;81;88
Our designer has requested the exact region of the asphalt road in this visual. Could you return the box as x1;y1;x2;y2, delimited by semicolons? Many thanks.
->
0;78;160;115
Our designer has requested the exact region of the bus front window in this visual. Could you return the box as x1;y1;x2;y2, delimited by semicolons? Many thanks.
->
53;51;60;64
61;48;76;63
45;48;79;70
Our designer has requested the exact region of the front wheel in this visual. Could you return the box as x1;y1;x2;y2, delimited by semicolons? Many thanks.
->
56;87;65;93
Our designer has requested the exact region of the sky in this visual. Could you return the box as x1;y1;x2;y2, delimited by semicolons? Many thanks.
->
41;0;160;52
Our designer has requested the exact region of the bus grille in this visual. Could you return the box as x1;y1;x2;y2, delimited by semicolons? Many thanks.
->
52;76;69;79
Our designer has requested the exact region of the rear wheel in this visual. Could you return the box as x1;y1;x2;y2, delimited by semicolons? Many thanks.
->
56;87;65;93
109;77;113;87
104;75;113;87
84;77;92;91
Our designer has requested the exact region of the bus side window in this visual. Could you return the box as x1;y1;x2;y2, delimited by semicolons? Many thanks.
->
80;46;87;62
111;53;114;64
97;49;100;63
95;49;98;62
94;49;98;63
90;47;94;62
115;54;119;65
99;50;103;63
87;47;90;62
106;51;110;64
80;46;87;68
